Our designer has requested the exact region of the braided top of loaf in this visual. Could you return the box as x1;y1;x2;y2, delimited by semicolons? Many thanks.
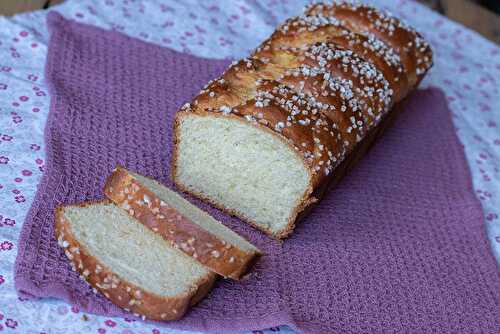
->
305;2;433;85
179;1;433;192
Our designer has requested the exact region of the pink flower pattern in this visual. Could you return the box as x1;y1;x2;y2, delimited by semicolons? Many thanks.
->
1;241;13;251
5;319;18;329
0;217;13;226
105;319;116;327
0;0;499;333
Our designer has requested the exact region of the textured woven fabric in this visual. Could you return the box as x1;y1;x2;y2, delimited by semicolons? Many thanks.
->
14;12;500;334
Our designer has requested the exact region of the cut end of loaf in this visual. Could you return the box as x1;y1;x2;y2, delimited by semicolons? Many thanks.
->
173;113;311;237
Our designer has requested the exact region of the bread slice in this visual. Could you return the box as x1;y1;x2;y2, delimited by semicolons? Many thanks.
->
104;166;261;279
55;201;217;321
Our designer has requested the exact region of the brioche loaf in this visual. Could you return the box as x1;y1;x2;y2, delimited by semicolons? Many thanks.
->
104;166;261;279
172;1;433;239
55;201;216;321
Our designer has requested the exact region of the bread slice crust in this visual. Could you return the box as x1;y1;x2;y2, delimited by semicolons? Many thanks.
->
55;200;217;321
104;166;261;279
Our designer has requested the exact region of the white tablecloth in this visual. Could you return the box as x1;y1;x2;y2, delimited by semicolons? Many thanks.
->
0;0;499;333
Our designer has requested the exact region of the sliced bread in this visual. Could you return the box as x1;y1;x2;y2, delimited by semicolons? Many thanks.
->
55;200;216;321
104;166;261;279
171;3;432;239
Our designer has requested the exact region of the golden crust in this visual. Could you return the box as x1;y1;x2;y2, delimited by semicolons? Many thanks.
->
265;42;393;148
103;166;261;279
259;13;409;102
305;2;433;88
54;201;217;321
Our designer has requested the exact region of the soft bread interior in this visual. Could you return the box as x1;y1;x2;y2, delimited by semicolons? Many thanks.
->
132;172;259;253
175;114;310;234
64;202;211;297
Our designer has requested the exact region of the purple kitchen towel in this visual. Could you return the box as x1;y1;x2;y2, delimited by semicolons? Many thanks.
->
15;12;500;334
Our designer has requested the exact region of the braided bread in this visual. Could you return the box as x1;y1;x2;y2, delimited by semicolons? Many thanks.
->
172;2;433;239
